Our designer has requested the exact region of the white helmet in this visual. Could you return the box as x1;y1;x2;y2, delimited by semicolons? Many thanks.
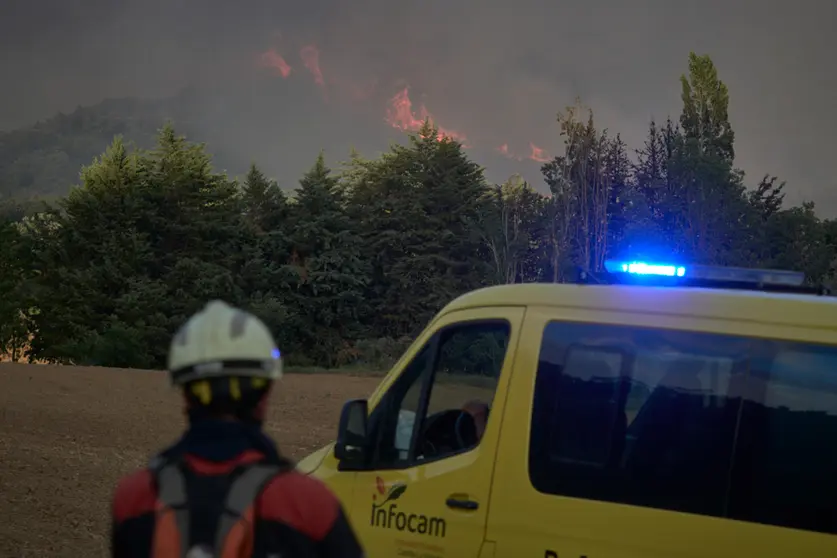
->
167;300;282;386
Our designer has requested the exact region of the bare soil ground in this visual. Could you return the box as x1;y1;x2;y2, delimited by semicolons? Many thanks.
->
0;364;495;557
0;364;381;558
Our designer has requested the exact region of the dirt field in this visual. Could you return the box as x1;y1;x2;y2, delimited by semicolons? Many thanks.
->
0;363;381;558
0;363;495;557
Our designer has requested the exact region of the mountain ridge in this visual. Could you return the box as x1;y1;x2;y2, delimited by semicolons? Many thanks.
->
0;76;546;202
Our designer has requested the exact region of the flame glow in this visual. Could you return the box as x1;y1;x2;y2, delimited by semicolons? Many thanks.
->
497;142;552;163
528;142;551;163
385;88;467;144
300;45;325;87
255;42;556;161
258;49;291;78
496;144;522;160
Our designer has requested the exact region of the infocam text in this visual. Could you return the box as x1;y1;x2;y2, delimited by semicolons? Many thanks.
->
370;503;447;538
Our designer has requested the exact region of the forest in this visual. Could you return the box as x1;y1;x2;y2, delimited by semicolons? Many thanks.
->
0;52;834;369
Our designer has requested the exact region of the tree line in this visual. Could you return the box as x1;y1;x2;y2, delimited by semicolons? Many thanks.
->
1;52;834;369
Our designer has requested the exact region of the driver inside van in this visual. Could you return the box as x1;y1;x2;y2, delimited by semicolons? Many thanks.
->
394;399;492;461
462;399;490;441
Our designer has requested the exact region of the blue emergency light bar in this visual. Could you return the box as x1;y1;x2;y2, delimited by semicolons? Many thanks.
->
605;261;686;277
603;260;806;287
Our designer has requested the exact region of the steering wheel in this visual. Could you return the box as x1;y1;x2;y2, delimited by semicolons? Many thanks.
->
453;410;478;449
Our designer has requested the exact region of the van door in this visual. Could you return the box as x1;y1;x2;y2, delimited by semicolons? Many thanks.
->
487;307;758;558
345;306;525;558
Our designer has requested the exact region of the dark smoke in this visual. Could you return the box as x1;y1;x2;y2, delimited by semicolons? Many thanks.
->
1;0;834;210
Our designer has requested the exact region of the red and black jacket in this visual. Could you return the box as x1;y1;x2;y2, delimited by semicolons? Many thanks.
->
111;420;363;558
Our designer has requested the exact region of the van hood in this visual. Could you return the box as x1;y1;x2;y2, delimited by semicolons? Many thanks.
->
295;443;333;475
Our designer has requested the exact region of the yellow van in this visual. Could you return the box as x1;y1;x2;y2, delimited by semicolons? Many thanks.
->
297;261;837;557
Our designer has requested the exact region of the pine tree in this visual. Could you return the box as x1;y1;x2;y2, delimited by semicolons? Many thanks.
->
25;127;254;367
285;153;371;366
241;163;288;233
349;121;492;337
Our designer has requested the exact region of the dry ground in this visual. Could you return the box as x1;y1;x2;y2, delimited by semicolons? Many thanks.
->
0;364;494;558
0;364;380;558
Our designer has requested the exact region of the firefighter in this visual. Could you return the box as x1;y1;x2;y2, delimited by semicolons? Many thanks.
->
110;300;364;558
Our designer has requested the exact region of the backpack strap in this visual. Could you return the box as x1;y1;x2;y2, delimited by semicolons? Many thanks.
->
150;455;286;558
152;460;192;558
213;464;283;554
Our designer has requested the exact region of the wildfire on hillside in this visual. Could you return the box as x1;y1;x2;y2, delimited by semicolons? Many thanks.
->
385;88;468;145
254;41;553;163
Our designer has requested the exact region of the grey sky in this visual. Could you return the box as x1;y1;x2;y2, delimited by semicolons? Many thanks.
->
1;0;834;212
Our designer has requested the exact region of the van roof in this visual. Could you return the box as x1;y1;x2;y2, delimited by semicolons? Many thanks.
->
442;283;837;333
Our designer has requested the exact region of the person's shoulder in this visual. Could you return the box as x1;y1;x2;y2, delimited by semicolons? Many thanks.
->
258;469;341;540
112;468;156;523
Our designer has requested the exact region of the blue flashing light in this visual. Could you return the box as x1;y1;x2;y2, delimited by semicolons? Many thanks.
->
271;348;282;359
603;259;806;288
605;260;686;278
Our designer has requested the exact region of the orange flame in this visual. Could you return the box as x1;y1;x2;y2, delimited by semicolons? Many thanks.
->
385;88;467;144
498;143;551;162
528;142;551;163
254;44;561;161
300;45;325;87
258;49;291;78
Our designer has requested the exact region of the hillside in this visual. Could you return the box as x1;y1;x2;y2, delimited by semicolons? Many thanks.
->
0;70;378;201
0;97;171;200
0;91;397;201
0;73;547;203
0;87;286;202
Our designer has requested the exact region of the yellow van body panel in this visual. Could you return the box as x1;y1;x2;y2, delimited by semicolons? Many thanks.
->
443;283;837;340
489;305;834;558
312;306;525;557
306;283;837;557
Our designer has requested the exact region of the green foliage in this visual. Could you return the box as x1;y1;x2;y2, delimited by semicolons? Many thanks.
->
0;99;170;200
283;153;372;365
20;126;255;367
477;175;546;284
347;124;493;338
0;217;28;360
680;52;735;162
1;53;835;369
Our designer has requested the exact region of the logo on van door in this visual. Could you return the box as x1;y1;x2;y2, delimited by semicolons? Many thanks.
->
370;477;447;538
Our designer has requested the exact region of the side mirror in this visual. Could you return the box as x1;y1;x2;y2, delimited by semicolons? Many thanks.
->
334;398;369;463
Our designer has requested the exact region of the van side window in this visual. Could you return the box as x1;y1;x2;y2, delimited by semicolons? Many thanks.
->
372;320;511;469
529;321;748;518
730;342;837;535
